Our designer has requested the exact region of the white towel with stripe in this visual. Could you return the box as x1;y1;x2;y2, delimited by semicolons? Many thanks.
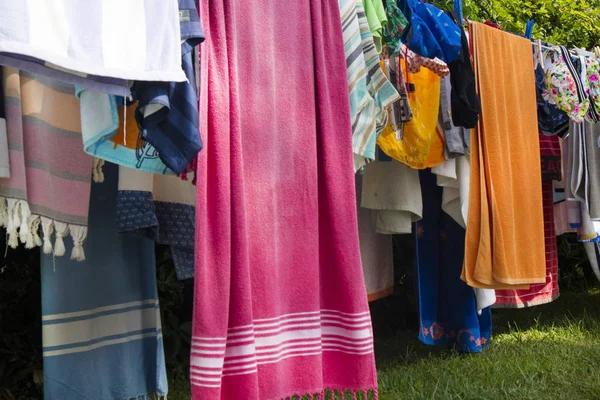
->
0;0;185;82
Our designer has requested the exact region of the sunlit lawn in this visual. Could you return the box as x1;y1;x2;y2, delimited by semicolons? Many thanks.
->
170;290;600;399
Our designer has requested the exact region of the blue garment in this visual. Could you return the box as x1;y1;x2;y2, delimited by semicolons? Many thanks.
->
415;169;492;353
116;190;195;280
535;65;570;137
134;0;204;174
399;0;462;63
41;163;168;399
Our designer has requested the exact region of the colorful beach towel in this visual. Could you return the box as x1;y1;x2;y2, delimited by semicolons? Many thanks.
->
41;163;168;400
416;169;492;352
463;22;545;289
0;1;184;82
117;166;196;280
193;0;378;397
0;68;92;260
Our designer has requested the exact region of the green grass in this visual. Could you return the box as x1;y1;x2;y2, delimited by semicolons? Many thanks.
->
170;290;600;399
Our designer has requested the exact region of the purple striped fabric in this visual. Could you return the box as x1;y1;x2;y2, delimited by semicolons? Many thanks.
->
0;67;93;260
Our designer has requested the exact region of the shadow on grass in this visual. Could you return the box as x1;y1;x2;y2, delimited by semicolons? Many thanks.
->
372;290;600;369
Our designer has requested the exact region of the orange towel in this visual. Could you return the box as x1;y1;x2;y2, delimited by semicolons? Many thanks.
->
462;22;546;289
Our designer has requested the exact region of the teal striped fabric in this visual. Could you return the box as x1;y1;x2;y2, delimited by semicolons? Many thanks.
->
339;0;399;171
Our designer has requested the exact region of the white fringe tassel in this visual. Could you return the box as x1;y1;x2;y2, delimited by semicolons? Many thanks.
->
6;198;20;248
92;157;105;183
53;221;69;257
69;224;87;261
41;216;55;254
0;198;88;261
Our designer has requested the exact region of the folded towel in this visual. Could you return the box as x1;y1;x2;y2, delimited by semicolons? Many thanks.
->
0;68;92;260
463;22;546;289
0;0;184;82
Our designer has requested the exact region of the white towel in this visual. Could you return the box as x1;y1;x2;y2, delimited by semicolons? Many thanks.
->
0;0;184;82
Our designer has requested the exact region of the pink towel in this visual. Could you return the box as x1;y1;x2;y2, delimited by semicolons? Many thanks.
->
192;0;378;399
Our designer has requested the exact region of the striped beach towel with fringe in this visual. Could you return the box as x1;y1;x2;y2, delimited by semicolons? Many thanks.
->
0;67;93;260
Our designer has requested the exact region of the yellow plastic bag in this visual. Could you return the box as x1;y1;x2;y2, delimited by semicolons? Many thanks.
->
377;59;444;169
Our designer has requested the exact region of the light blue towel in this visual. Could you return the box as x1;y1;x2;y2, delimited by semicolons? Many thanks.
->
76;87;173;175
41;162;168;399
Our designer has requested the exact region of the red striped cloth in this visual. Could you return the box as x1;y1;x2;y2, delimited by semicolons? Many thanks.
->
494;135;560;308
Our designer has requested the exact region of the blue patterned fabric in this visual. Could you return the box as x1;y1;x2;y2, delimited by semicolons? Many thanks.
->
415;169;492;353
116;190;195;280
41;163;168;399
399;0;462;63
535;65;570;137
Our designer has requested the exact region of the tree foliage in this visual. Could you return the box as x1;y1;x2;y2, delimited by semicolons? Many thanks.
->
432;0;600;49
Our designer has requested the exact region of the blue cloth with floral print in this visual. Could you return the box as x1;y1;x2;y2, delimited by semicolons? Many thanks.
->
415;169;492;353
535;65;569;136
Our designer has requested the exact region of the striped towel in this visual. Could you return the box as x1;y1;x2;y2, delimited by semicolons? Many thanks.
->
0;68;93;260
0;0;184;82
41;162;168;400
116;165;196;280
339;0;399;171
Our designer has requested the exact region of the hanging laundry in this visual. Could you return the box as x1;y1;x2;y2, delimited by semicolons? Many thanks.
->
377;58;444;169
398;0;462;63
362;0;388;53
446;11;481;129
386;56;412;131
356;173;394;301
565;122;600;241
78;93;172;175
0;1;185;83
432;157;497;312
193;0;377;398
0;53;131;97
0;70;8;178
361;156;423;234
439;75;470;158
400;43;450;78
494;135;561;308
416;169;492;353
382;0;409;55
0;68;92;259
117;166;196;280
462;22;545;289
342;0;399;171
535;64;570;137
133;0;204;174
41;163;168;400
544;46;590;123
